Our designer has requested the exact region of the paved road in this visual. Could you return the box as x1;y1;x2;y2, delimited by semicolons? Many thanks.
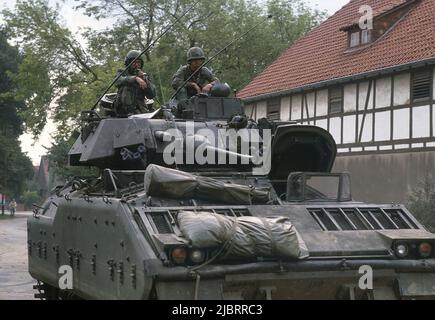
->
0;212;35;300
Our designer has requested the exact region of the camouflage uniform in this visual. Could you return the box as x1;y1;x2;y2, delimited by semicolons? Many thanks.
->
114;50;156;116
172;65;218;99
172;47;219;100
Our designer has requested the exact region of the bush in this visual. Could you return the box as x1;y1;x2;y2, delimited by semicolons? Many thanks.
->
21;191;41;208
407;177;435;232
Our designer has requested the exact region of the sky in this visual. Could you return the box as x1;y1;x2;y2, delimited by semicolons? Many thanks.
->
306;0;350;14
0;0;351;165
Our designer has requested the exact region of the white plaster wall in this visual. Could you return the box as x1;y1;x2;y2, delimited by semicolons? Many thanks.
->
343;115;356;144
433;105;435;137
344;83;357;112
256;101;267;120
304;92;315;119
412;105;431;138
316;90;328;117
393;108;410;140
316;118;328;131
433;67;435;100
374;111;391;141
394;73;410;106
358;81;374;110
375;77;392;109
245;104;254;118
329;117;342;144
247;69;432;144
291;95;302;121
358;114;373;142
280;96;291;121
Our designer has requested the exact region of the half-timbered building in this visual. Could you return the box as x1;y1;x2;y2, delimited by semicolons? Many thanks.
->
238;0;435;203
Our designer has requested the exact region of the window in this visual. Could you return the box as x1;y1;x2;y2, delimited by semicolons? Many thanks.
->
411;70;432;102
350;31;360;47
349;29;372;48
329;87;343;114
361;29;372;44
267;98;281;121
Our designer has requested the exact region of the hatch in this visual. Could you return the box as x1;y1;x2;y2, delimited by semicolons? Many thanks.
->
268;125;337;180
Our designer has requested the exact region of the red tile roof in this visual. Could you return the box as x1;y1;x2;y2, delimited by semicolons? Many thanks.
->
238;0;435;100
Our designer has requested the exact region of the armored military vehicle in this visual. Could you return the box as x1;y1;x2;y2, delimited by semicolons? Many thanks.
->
28;93;435;300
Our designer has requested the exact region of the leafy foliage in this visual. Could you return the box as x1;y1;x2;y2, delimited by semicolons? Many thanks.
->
407;177;435;232
0;29;34;198
21;190;41;208
0;29;24;135
2;0;326;139
2;0;100;136
47;134;99;181
0;133;34;198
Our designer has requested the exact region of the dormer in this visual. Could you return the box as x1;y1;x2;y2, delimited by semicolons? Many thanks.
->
347;25;373;48
341;0;420;50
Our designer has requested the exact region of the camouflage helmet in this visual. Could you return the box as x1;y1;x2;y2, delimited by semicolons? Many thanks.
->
228;114;248;129
187;47;206;62
210;83;231;97
125;50;143;68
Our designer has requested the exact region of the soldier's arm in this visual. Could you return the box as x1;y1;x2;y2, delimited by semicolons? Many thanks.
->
203;67;219;84
200;68;219;93
144;75;157;99
172;66;188;90
115;70;137;88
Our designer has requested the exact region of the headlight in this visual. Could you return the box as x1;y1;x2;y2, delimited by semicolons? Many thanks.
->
189;249;206;264
395;243;409;258
419;242;432;258
170;247;187;265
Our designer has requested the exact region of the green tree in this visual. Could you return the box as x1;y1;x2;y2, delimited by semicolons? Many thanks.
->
2;0;326;141
81;0;326;97
47;134;99;181
0;28;24;134
2;0;100;137
0;29;34;199
21;190;41;208
0;133;34;198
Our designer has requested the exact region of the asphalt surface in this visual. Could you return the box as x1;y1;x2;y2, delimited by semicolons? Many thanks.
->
0;211;35;300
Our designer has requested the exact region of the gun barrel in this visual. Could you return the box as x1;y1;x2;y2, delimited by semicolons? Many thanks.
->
155;131;254;162
206;145;253;162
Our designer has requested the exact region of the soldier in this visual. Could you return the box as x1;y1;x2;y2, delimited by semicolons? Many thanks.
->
172;47;219;100
114;50;156;116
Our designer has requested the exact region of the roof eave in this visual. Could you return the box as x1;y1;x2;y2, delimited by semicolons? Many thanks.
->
241;57;435;104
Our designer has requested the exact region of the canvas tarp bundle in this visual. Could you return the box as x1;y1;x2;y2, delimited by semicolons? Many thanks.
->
144;164;271;205
177;211;309;259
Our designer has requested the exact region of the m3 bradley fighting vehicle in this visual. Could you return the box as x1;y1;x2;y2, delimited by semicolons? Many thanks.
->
27;89;435;300
26;11;435;298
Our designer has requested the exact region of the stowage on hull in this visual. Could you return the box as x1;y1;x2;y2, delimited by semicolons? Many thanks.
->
28;190;435;300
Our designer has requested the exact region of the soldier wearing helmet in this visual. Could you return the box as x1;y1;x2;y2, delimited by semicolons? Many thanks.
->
172;47;219;99
114;50;156;116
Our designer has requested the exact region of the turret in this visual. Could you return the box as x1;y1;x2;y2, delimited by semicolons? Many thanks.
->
68;95;337;180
